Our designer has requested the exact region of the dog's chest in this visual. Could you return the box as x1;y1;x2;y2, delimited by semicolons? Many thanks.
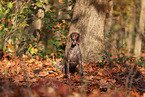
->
68;45;79;62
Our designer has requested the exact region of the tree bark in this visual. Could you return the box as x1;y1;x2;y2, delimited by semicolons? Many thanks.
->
134;0;145;58
65;0;108;63
105;0;113;33
58;0;72;20
127;1;136;57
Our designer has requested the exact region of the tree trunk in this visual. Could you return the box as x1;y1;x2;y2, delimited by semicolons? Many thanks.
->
58;0;72;20
104;0;114;61
127;1;136;57
65;0;108;63
134;0;145;58
105;0;113;33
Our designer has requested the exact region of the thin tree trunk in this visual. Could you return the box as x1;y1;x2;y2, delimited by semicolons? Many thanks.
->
104;0;114;61
105;0;113;33
134;0;145;58
58;0;72;20
127;1;136;57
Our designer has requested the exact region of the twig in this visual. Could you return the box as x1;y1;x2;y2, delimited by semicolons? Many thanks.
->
2;18;33;42
21;59;33;97
128;68;138;91
125;63;136;88
46;55;53;64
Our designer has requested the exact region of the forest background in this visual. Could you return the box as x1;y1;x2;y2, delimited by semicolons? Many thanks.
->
0;0;145;97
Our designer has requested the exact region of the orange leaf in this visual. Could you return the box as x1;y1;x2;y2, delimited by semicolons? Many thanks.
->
29;44;32;47
7;42;14;52
142;53;145;57
50;53;54;56
58;0;63;3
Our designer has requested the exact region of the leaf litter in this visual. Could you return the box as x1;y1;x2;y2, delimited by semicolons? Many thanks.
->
0;54;145;97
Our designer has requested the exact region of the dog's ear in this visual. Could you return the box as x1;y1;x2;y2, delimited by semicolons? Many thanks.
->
68;33;72;42
77;33;81;43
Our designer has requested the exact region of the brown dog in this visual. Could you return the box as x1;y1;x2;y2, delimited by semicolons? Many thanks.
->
56;32;83;79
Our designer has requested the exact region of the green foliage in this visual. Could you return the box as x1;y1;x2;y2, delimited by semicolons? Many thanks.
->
40;1;72;58
0;1;40;56
138;57;145;67
0;0;74;58
28;45;38;55
7;2;13;8
35;1;42;7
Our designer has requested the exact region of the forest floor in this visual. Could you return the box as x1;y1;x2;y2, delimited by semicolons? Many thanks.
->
0;53;145;97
